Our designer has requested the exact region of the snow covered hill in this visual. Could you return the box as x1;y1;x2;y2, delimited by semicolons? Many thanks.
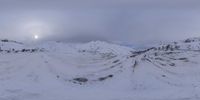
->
0;38;200;100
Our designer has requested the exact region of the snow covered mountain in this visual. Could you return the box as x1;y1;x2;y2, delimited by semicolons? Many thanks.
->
0;38;200;100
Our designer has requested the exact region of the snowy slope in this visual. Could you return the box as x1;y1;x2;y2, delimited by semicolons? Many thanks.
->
0;39;24;50
0;38;200;100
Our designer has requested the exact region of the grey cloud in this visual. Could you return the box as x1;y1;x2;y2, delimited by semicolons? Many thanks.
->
0;0;200;45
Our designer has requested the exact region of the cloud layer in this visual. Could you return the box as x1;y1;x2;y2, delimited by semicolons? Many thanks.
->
0;0;200;44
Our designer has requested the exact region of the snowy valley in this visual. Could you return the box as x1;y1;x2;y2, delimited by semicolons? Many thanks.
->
0;38;200;100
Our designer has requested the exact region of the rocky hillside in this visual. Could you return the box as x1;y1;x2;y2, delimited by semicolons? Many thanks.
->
0;38;200;100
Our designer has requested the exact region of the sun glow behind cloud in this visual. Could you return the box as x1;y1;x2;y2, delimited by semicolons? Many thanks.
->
19;19;53;41
34;35;39;39
1;0;200;43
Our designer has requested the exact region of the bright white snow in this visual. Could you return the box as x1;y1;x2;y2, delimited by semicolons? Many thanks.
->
0;38;200;100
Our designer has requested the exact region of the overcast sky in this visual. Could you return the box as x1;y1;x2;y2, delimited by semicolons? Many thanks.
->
0;0;200;44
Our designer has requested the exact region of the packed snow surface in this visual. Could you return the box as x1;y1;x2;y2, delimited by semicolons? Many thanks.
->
0;38;200;100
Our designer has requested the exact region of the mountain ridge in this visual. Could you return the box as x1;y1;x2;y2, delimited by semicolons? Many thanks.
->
0;37;200;100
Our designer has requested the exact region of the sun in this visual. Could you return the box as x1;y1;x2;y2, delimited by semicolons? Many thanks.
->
34;35;39;39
